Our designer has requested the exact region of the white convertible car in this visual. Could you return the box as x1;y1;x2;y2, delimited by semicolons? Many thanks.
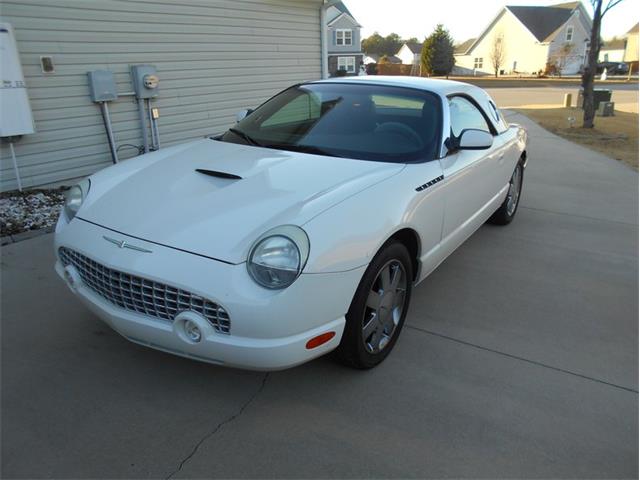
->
55;77;526;370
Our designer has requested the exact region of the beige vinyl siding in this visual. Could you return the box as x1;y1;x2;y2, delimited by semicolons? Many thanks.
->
0;0;322;191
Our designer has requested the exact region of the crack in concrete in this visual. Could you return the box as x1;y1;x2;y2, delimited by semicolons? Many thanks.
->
519;205;637;227
165;372;269;479
406;324;638;394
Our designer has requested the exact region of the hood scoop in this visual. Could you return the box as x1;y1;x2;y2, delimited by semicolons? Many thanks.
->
196;168;242;180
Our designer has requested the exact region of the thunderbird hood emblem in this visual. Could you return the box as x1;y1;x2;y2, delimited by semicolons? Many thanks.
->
103;236;152;253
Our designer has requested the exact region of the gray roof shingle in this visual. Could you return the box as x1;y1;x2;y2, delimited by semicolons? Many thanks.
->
454;38;476;54
334;1;355;19
404;42;423;54
506;5;575;42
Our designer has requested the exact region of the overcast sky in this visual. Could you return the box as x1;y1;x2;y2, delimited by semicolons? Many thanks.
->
345;0;636;43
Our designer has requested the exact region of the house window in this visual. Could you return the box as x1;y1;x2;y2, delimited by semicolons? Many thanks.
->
604;52;609;61
337;56;356;73
473;57;483;69
336;29;353;46
566;26;574;42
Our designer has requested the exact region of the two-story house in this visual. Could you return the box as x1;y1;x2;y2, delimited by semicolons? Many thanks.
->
454;2;592;76
326;1;364;76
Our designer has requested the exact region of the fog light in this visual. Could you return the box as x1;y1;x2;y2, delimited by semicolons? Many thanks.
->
184;320;202;343
63;265;82;292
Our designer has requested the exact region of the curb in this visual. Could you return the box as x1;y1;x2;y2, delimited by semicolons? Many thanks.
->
1;225;55;246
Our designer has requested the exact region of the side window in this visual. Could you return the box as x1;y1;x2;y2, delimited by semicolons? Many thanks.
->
448;96;492;137
488;100;509;133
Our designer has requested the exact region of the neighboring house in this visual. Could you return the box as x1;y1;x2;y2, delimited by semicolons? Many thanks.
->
454;2;592;76
326;1;364;76
364;54;380;65
599;38;625;62
452;39;477;75
396;42;423;65
623;23;639;70
0;0;324;192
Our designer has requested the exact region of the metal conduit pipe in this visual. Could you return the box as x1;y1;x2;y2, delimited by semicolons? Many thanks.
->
146;99;157;151
99;102;119;164
137;98;149;153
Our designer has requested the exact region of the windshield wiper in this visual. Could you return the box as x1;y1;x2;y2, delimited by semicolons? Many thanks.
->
268;144;339;157
228;127;263;147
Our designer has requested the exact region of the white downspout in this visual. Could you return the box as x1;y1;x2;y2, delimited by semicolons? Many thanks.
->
321;0;340;79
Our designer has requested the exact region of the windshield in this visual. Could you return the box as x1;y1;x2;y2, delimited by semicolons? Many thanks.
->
219;83;442;163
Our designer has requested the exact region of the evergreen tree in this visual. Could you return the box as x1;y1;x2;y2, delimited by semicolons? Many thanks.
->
421;25;455;77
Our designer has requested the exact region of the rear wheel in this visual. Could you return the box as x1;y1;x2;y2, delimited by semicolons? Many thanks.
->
489;161;524;225
336;242;413;369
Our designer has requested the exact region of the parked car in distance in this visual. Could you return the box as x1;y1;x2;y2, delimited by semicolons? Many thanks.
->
55;77;527;370
596;61;629;74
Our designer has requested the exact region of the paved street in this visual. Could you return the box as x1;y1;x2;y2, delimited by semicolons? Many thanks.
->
487;84;639;113
1;114;638;478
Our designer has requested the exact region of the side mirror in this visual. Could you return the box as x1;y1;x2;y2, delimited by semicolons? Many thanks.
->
458;129;493;150
236;109;253;123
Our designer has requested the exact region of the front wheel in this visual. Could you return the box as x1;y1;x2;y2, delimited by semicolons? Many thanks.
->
335;242;413;369
489;161;524;225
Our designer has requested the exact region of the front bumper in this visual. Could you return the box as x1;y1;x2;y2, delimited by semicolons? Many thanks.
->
54;218;365;370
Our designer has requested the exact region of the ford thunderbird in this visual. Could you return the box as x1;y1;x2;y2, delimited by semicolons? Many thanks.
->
55;76;527;370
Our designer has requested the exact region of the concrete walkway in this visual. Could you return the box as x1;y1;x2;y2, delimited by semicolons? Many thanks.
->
1;113;637;478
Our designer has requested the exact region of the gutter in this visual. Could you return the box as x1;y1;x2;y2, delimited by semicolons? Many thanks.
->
320;0;340;79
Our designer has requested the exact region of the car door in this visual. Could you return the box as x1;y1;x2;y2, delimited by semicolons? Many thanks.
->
439;95;504;252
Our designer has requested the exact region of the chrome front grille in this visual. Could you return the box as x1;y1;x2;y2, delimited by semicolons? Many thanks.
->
59;247;230;334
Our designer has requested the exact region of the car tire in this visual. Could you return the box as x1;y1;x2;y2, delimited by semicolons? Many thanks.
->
489;160;524;226
335;242;413;369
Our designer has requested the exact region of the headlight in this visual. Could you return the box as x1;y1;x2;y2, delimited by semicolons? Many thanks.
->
64;178;90;221
247;225;310;290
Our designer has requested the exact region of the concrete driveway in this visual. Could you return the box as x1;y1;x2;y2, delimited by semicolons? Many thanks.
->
1;114;637;478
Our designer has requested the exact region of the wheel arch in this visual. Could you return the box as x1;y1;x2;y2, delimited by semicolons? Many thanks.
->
381;227;422;281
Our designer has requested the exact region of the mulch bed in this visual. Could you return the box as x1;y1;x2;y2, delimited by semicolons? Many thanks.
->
0;188;66;236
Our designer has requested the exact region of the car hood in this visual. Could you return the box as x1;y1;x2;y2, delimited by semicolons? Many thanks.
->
79;139;404;264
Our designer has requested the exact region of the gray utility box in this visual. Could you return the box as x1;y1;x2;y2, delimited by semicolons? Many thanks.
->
597;101;615;117
577;89;613;110
87;70;118;102
130;65;159;99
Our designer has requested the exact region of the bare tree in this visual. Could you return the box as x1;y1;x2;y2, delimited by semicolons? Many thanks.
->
552;42;578;77
581;0;624;128
489;34;505;77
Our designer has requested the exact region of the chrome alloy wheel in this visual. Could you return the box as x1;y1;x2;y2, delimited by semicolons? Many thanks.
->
506;164;523;216
362;259;407;354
